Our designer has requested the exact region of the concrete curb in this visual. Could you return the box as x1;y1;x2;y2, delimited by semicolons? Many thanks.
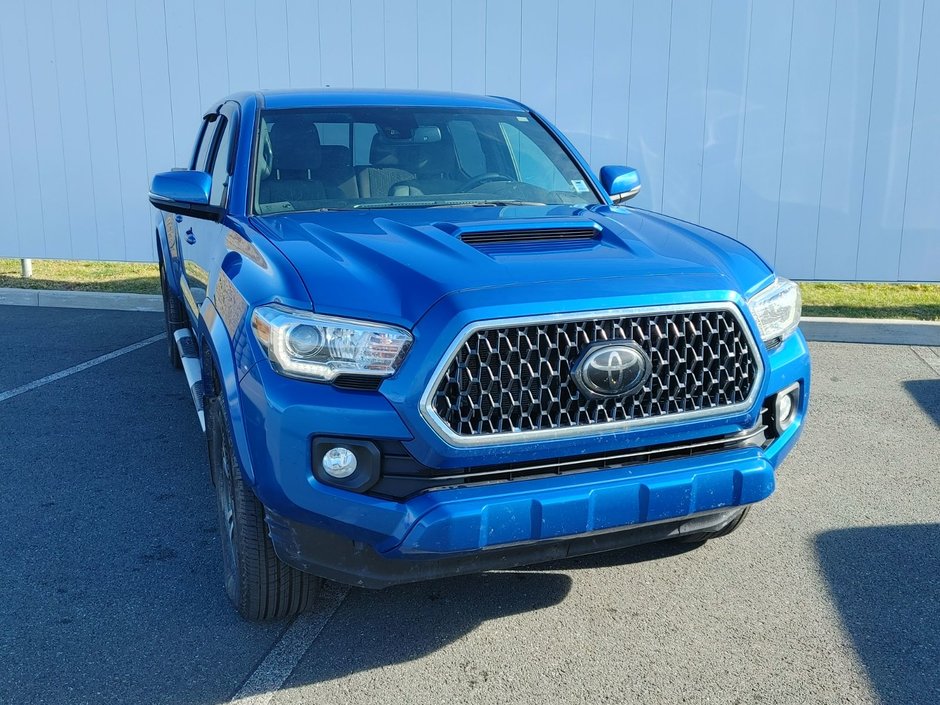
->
0;287;162;312
800;316;940;346
1;287;938;346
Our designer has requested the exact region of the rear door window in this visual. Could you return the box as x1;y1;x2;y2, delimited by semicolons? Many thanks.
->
316;122;350;147
352;122;378;165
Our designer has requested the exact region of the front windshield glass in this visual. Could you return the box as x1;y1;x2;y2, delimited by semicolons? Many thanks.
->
251;106;601;214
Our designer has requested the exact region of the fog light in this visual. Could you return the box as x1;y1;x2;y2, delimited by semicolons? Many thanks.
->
773;383;800;435
776;393;793;421
322;446;357;479
312;437;381;492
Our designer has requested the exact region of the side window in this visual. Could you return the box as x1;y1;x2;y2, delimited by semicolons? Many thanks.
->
316;123;349;147
193;118;219;171
499;121;569;192
449;120;486;176
352;122;378;165
208;117;233;206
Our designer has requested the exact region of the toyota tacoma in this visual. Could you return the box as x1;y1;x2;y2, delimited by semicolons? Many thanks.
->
149;89;810;621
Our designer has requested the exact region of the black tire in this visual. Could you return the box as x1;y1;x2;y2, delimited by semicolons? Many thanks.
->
206;394;321;621
160;260;186;370
677;506;751;544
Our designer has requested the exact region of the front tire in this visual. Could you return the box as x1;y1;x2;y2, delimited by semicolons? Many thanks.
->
206;395;321;621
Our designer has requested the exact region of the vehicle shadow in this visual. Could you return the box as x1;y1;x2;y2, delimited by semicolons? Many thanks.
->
903;379;940;427
271;570;573;692
815;524;940;705
270;538;698;695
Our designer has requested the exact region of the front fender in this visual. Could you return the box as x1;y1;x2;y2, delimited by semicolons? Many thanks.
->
196;221;314;485
198;299;258;483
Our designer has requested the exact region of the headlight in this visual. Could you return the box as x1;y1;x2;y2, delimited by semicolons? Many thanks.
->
747;277;802;343
251;304;412;382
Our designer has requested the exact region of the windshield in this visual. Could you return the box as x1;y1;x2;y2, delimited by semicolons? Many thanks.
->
251;106;601;214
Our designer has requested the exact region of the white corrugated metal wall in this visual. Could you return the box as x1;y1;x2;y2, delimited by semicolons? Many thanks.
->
0;0;937;281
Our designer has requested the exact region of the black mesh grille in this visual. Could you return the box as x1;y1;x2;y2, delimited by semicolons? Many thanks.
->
459;227;597;245
431;309;758;437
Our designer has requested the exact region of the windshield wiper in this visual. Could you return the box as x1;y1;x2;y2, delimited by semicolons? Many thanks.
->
351;199;547;210
458;200;547;207
352;201;443;209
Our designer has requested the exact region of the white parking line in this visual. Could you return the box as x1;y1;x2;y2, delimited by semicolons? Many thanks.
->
0;334;164;403
911;346;940;377
230;583;350;704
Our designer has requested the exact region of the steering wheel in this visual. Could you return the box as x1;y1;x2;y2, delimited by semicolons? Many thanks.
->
461;173;513;191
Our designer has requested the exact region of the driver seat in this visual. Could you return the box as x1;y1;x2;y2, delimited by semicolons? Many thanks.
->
355;135;417;198
389;132;463;196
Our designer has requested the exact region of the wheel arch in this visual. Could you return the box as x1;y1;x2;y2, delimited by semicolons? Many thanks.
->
198;301;258;484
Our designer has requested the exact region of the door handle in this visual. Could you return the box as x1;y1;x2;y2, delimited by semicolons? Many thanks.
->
185;228;196;245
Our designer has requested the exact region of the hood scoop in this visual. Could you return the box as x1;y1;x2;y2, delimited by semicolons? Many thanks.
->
440;219;601;246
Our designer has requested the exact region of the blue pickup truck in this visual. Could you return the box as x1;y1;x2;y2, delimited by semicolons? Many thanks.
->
149;89;810;621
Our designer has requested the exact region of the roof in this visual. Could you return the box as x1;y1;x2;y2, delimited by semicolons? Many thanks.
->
243;88;526;111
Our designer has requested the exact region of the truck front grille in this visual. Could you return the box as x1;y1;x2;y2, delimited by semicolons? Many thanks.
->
425;305;762;444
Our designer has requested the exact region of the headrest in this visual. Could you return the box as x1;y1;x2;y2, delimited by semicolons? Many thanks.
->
269;114;321;173
320;144;352;168
369;131;455;175
370;132;415;170
414;135;457;176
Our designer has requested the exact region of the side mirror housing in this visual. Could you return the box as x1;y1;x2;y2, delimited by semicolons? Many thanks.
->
149;171;223;221
599;166;641;203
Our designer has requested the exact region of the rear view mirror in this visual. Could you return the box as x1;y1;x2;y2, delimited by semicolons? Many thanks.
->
599;166;642;203
378;125;442;144
149;171;223;221
411;126;442;143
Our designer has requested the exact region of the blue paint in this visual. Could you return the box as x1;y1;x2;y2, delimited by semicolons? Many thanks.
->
152;89;810;588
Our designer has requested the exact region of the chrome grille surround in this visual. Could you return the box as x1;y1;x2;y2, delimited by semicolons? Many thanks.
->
419;302;764;447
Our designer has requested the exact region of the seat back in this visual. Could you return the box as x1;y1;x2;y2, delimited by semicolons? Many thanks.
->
258;115;328;205
355;134;417;198
319;145;358;199
389;133;464;196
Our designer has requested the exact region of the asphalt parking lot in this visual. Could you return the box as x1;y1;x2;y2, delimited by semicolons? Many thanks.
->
1;305;937;705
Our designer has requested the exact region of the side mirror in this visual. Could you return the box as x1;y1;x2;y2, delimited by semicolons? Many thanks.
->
149;171;223;221
599;166;641;203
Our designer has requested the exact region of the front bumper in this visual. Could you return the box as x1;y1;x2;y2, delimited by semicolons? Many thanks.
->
234;312;809;585
267;505;747;589
265;435;782;587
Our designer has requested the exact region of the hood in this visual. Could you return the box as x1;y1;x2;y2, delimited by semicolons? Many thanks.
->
251;205;773;328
